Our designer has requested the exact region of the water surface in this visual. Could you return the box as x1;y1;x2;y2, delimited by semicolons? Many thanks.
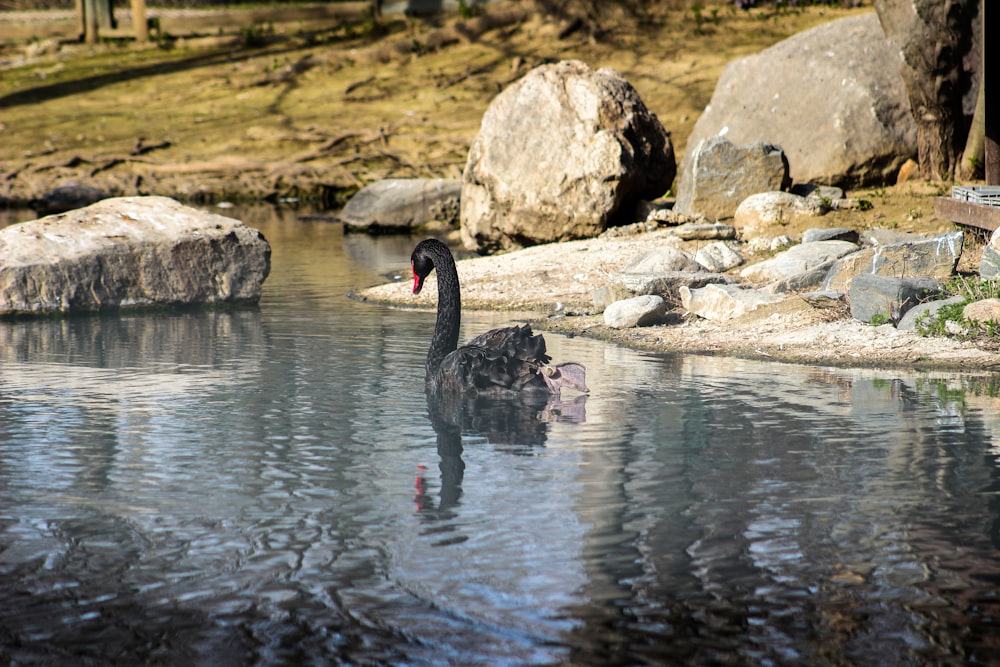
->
2;206;1000;665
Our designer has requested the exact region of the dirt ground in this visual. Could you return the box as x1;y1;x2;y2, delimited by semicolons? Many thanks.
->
1;2;997;371
1;1;880;205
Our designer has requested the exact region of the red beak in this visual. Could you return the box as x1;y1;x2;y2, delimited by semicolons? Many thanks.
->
412;265;423;294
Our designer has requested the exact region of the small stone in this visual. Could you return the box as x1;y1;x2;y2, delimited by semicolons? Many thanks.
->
669;223;737;241
624;247;700;273
802;227;859;244
603;294;668;328
734;191;823;228
695;242;744;272
963;298;1000;325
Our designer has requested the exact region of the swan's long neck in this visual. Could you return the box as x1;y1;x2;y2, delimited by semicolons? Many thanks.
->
427;245;461;379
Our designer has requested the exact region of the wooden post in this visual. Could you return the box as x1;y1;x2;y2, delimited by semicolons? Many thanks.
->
83;0;99;43
986;0;1000;184
131;0;148;42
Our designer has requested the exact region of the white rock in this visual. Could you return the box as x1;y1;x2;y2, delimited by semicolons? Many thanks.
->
695;242;744;272
603;294;668;329
680;283;787;321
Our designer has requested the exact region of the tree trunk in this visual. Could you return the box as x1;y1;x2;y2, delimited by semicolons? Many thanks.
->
874;0;979;180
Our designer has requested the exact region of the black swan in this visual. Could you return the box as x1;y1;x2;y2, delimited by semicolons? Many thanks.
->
410;238;588;397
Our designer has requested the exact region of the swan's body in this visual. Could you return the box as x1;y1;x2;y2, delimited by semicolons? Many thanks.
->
411;238;588;397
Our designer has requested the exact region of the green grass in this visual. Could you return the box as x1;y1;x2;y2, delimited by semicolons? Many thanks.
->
914;276;1000;347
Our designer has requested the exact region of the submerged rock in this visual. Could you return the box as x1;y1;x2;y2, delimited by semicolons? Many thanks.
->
0;196;271;315
32;183;111;216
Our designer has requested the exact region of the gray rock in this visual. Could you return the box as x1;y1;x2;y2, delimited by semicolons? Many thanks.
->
603;294;668;328
608;270;735;302
801;290;846;308
32;183;111;216
695;241;744;272
824;230;964;291
860;228;927;246
896;295;965;331
848;273;944;324
682;13;915;188
624;247;701;273
740;240;858;284
461;60;675;253
770;260;839;294
791;183;845;203
734;191;823;228
674;136;789;220
680;283;788;322
668;222;737;241
802;227;860;244
0;196;271;315
339;178;461;232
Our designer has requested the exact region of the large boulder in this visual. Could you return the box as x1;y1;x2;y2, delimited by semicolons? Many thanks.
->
461;60;675;253
0;196;271;315
682;13;916;188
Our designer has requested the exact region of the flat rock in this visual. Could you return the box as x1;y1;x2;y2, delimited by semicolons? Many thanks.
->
740;240;858;284
0;196;271;315
823;230;964;291
680;283;788;322
609;270;735;302
338;178;461;232
800;290;846;308
668;223;737;241
801;227;860;244
623;246;701;273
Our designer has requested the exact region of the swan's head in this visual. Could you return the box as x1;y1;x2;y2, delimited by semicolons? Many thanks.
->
411;245;435;295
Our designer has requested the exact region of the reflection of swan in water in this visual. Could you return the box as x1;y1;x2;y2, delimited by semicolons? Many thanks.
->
410;239;588;397
417;391;588;515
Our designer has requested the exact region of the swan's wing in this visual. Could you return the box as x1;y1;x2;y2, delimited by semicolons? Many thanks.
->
464;324;551;366
438;343;541;393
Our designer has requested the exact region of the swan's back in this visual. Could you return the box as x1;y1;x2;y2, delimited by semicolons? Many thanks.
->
431;324;552;396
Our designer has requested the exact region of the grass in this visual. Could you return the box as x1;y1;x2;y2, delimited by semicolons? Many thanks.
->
914;276;1000;347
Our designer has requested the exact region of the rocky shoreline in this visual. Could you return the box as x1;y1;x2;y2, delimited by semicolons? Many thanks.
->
353;227;1000;373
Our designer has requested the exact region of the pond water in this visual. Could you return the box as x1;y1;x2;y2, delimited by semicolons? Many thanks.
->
2;205;1000;665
